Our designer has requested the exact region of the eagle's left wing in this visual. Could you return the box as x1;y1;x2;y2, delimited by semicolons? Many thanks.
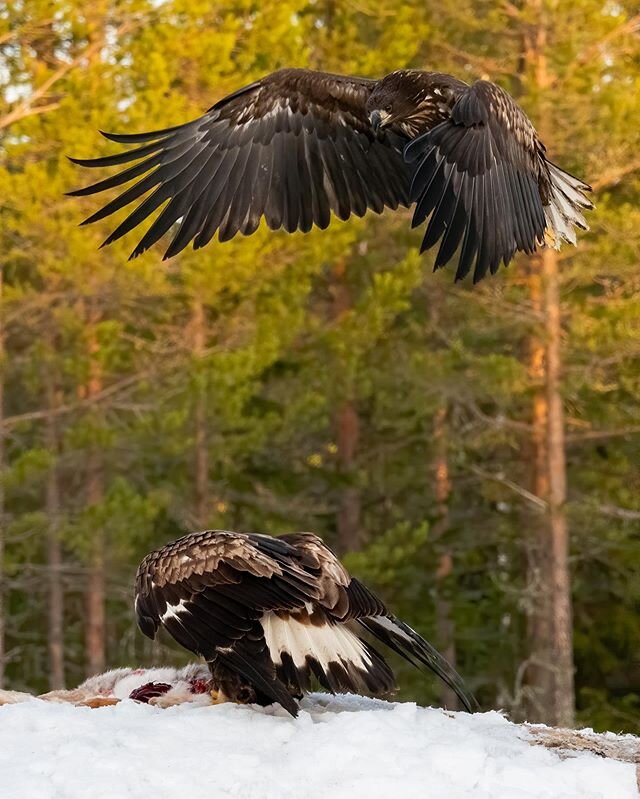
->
68;68;411;259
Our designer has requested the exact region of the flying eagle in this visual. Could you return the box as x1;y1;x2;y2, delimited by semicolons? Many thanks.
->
134;529;477;716
70;68;592;283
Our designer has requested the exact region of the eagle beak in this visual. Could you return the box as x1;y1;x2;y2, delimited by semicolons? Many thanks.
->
369;110;390;131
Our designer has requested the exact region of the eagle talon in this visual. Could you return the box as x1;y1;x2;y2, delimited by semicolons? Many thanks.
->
210;689;223;704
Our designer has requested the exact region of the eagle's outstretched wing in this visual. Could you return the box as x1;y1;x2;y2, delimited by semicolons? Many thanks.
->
135;530;477;716
404;79;592;283
69;69;411;260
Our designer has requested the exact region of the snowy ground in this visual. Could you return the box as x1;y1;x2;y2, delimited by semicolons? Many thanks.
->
0;694;636;799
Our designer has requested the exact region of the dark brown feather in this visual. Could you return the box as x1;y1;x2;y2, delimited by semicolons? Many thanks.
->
404;79;553;282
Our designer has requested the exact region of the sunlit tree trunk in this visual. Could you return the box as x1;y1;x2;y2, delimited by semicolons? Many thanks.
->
0;265;5;689
523;9;575;727
525;263;555;720
192;297;209;527
331;260;361;553
45;347;65;689
84;299;105;677
432;403;459;710
542;247;574;726
336;400;361;553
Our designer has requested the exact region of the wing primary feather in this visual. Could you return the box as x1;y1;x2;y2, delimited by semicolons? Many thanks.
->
68;151;165;197
434;179;467;269
194;146;246;247
264;132;286;230
319;136;351;221
283;131;301;233
304;131;331;228
295;131;314;233
360;615;477;713
130;145;223;257
103;147;207;250
412;157;446;230
162;150;226;258
455;179;482;281
420;163;456;253
218;142;255;242
99;123;188;144
67;141;164;169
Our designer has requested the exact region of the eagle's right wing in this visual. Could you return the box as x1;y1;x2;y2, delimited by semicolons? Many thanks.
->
278;532;478;712
69;68;411;260
405;79;592;283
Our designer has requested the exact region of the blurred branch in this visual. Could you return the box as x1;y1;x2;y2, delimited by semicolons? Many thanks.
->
566;426;640;443
0;18;56;48
574;15;640;69
591;159;640;192
0;19;142;131
432;43;511;76
464;402;533;433
594;503;640;521
469;464;548;510
3;371;151;429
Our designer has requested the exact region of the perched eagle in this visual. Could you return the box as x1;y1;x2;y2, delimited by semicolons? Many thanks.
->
70;68;592;283
134;529;477;716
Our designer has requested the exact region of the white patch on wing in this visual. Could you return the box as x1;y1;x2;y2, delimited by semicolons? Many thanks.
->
161;599;188;623
261;612;371;671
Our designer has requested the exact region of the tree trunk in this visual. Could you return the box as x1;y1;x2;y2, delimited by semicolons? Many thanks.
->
336;401;361;553
45;357;65;689
192;298;209;527
331;260;361;554
543;247;574;727
525;263;555;721
84;301;105;677
0;265;5;689
523;10;575;727
432;404;459;710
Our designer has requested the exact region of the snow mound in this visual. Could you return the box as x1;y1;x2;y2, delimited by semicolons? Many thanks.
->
0;694;636;799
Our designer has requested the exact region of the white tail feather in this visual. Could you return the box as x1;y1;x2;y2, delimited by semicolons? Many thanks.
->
261;611;371;672
544;162;593;248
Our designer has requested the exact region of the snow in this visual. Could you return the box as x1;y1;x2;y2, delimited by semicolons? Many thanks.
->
0;694;636;799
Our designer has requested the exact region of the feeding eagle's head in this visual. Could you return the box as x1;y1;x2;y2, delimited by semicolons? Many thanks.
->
134;529;477;717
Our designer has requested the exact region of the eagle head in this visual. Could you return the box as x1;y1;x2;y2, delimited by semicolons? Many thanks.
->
367;70;461;138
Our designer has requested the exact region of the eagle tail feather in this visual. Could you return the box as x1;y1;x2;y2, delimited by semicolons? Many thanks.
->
544;161;593;248
359;614;478;713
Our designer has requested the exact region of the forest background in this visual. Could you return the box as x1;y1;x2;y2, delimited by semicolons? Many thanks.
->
1;0;639;733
